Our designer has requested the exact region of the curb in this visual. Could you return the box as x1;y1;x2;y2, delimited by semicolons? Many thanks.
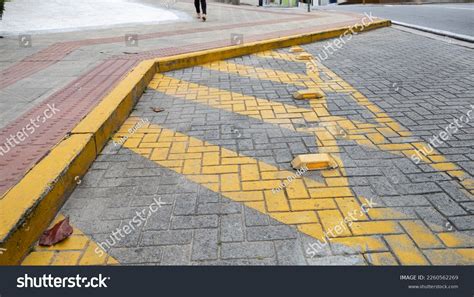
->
0;19;390;265
392;21;474;43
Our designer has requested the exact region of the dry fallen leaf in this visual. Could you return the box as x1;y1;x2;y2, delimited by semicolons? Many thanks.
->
150;107;165;113
39;217;73;246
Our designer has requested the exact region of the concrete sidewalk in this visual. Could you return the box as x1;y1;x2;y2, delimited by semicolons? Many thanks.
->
0;2;369;199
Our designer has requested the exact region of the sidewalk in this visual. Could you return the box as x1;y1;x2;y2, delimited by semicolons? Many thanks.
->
0;1;368;199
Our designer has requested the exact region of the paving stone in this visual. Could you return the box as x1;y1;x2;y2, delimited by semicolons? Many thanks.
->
246;225;298;241
141;230;193;246
220;242;275;259
191;229;219;261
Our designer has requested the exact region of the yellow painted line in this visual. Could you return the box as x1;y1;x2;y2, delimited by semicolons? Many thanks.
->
149;74;375;135
201;53;474;196
21;214;119;266
116;118;474;264
201;59;349;91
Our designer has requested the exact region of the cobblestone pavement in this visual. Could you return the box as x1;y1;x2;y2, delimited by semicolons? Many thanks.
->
0;1;366;200
24;27;474;265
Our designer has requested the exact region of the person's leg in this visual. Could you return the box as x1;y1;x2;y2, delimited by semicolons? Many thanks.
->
194;0;201;17
201;0;207;15
201;0;207;21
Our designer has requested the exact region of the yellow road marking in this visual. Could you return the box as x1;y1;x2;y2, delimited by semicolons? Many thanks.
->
199;54;474;195
143;50;474;264
116;118;474;264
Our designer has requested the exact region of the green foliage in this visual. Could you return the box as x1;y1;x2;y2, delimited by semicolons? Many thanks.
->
0;0;10;20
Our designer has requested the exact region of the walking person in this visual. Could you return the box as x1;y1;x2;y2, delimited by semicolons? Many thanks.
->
194;0;207;22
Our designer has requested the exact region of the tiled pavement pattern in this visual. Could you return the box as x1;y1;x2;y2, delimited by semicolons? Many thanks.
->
25;27;474;265
0;2;365;199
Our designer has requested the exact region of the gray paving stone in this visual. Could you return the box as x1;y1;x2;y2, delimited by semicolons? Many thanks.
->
110;247;162;264
191;229;219;261
220;241;275;259
220;214;244;242
246;225;298;241
141;230;193;246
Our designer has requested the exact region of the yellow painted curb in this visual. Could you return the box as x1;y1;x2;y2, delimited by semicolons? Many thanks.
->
0;18;391;265
154;19;391;72
0;135;96;265
0;60;157;265
72;60;156;152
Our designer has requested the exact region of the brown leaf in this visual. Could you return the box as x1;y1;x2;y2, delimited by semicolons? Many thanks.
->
150;107;165;113
39;217;73;246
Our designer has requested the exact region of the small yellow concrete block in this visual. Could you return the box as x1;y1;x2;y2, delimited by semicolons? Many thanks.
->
291;153;334;170
289;46;304;53
293;89;325;100
296;53;312;60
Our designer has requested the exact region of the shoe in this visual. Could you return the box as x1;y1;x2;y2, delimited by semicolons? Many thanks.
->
202;14;207;22
196;13;201;19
